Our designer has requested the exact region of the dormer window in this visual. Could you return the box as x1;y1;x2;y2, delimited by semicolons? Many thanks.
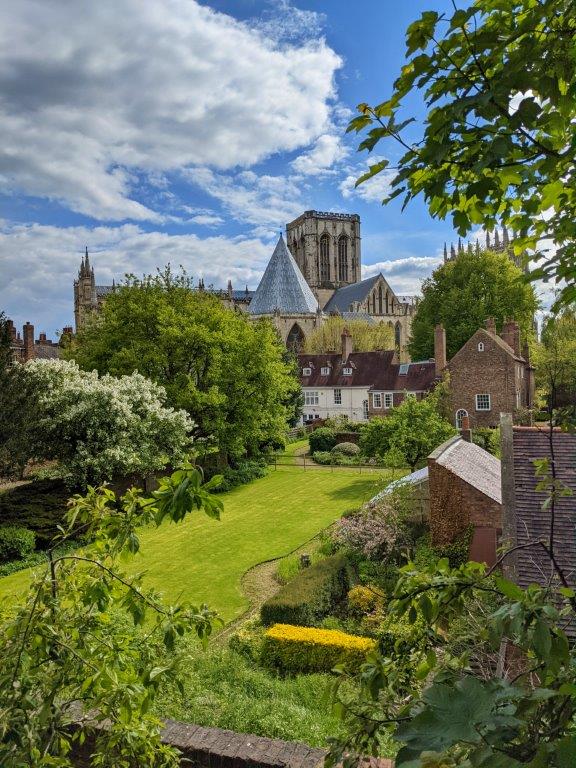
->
399;363;409;375
343;367;353;375
478;342;485;352
302;367;312;376
321;366;330;376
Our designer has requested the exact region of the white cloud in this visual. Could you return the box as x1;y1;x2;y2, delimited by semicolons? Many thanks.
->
291;134;348;176
0;221;273;335
339;160;396;203
362;255;442;295
188;214;224;227
0;0;341;221
250;0;326;43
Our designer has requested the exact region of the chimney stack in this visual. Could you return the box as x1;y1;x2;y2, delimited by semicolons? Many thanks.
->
501;319;520;356
6;319;16;341
434;323;447;376
460;414;472;443
485;317;496;335
341;327;353;362
23;322;35;362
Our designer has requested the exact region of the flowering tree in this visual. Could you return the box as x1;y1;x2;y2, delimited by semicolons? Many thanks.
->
14;359;193;487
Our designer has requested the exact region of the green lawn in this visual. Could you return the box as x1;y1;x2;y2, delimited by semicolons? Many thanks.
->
0;466;398;622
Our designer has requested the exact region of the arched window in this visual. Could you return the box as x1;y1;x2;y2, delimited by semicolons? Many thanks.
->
385;291;389;314
477;342;484;352
378;285;383;315
286;323;305;353
456;409;468;429
338;236;348;282
394;321;401;348
320;234;330;283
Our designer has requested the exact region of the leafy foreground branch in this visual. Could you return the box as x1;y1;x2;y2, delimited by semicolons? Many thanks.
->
0;464;224;768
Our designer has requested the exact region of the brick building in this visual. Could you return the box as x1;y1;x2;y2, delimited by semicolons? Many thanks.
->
298;330;437;423
435;318;535;429
428;433;502;566
6;319;69;362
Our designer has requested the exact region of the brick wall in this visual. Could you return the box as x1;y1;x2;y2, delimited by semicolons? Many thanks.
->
428;459;502;548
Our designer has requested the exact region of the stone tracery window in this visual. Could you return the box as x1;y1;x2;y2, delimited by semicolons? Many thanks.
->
338;236;348;282
378;285;383;315
395;321;402;348
320;234;330;283
287;323;305;353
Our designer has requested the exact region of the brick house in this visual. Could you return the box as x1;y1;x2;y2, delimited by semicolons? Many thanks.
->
428;434;502;566
435;318;535;429
6;319;69;362
298;330;436;423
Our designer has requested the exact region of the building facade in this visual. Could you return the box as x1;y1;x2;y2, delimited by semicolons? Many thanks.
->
6;319;68;362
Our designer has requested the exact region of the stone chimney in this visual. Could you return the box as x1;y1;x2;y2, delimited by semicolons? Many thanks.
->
23;322;35;362
501;319;520;356
6;318;16;341
434;324;446;376
485;317;496;335
341;327;353;362
460;414;472;443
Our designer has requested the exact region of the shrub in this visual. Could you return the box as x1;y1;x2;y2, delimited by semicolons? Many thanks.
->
347;585;385;617
262;624;376;673
311;451;333;465
261;554;350;627
227;620;265;663
331;442;360;456
375;613;428;657
0;525;36;563
275;551;326;585
308;428;337;454
214;459;268;493
0;479;74;548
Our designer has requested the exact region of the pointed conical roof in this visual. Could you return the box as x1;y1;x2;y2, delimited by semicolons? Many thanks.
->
249;235;319;315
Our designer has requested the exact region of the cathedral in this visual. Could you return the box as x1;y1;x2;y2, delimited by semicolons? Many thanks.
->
73;210;417;353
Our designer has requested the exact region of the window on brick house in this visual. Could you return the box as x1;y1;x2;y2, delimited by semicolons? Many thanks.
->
362;400;369;419
384;393;393;409
334;388;342;404
321;366;330;376
456;408;468;429
302;367;311;376
373;392;382;408
475;393;491;411
304;391;319;406
478;342;484;352
343;367;353;375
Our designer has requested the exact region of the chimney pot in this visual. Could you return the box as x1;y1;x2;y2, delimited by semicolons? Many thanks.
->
434;324;447;375
485;317;496;334
341;327;353;362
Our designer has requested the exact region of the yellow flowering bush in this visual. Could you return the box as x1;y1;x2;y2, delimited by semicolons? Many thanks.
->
262;623;376;673
347;584;385;616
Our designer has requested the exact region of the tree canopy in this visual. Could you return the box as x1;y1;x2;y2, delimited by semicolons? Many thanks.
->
65;270;300;461
348;0;576;309
408;248;538;360
303;316;394;354
535;306;576;412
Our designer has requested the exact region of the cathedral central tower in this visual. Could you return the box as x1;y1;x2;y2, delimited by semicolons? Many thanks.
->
286;210;361;309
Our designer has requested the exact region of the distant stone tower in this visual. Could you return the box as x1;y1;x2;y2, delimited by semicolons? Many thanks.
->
74;247;97;331
286;211;361;309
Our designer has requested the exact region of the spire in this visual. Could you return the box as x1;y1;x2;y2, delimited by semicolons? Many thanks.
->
494;228;500;248
443;242;448;262
457;237;463;254
475;240;481;256
502;225;510;246
467;241;473;255
486;231;491;249
248;234;319;316
450;243;456;259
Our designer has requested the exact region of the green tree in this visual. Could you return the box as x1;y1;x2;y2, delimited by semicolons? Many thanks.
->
66;270;299;461
408;249;538;360
7;359;193;488
535;307;576;411
360;392;455;471
347;0;576;309
0;465;223;767
304;316;394;354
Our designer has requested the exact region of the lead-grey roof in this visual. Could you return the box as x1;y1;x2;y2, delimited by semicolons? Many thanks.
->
429;436;502;503
369;466;429;504
324;274;381;314
248;235;319;315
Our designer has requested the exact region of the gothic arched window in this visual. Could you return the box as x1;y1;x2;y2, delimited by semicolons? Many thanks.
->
320;234;330;283
287;323;305;353
456;409;468;429
385;291;389;314
378;285;383;315
338;236;348;282
395;321;402;348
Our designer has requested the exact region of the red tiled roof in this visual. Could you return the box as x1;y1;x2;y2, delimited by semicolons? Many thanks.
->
513;427;576;632
297;351;437;392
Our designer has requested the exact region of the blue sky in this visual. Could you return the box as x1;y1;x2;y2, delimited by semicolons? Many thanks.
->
1;0;463;337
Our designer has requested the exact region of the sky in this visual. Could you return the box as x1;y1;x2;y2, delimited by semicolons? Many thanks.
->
1;0;487;336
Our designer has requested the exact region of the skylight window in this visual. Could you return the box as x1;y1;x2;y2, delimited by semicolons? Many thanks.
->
399;363;410;375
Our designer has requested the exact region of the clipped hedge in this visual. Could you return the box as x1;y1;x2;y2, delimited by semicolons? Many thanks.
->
0;525;36;563
262;623;376;673
261;554;350;627
308;428;337;454
331;442;360;456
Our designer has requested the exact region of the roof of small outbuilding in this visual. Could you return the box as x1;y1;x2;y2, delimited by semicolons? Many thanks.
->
429;435;502;504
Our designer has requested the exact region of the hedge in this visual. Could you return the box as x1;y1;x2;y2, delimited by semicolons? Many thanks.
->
260;554;350;627
262;623;376;673
0;525;36;563
308;428;337;454
0;480;71;548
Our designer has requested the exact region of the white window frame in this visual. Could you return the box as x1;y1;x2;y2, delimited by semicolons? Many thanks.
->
455;408;468;429
321;366;330;376
362;399;369;419
343;367;353;375
302;367;312;376
333;388;342;405
383;392;393;409
475;393;491;411
304;391;319;406
477;342;484;352
373;392;382;408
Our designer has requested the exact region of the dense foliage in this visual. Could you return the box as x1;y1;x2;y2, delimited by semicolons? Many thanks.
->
4;359;192;487
304;316;393;354
347;0;576;309
66;270;299;461
0;526;35;563
260;554;350;627
309;427;338;454
360;392;455;470
535;307;576;411
0;464;224;767
407;250;538;360
0;480;72;549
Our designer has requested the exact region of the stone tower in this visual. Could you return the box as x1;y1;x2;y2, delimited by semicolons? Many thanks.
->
74;247;97;331
286;210;361;309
